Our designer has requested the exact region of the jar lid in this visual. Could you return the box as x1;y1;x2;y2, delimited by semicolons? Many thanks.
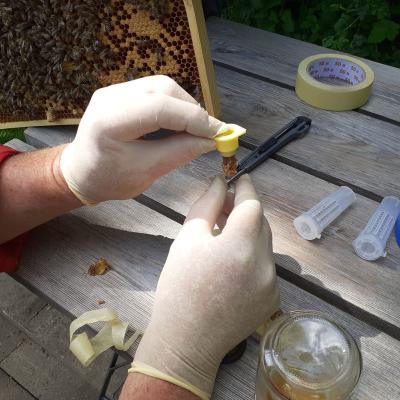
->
262;311;361;397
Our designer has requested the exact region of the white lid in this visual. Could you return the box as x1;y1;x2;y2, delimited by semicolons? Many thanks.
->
272;315;352;389
352;234;386;261
293;214;322;240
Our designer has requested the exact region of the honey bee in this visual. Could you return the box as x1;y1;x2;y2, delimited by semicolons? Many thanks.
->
46;108;57;122
126;67;139;81
136;38;152;47
155;46;164;63
151;1;168;20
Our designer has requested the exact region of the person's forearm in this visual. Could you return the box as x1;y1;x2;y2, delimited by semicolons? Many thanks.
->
119;373;199;400
0;144;81;243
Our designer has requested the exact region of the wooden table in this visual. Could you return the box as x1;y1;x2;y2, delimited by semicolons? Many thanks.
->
8;17;400;399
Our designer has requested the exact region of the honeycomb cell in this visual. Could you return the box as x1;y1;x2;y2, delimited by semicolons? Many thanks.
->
0;0;203;125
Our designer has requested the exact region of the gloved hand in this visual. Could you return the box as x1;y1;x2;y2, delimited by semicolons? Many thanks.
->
60;75;223;204
130;175;280;399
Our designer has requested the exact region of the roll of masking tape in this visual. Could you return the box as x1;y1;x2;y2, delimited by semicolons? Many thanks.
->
295;54;374;111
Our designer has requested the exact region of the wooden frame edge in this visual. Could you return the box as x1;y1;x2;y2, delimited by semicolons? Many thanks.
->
1;118;81;129
183;0;220;117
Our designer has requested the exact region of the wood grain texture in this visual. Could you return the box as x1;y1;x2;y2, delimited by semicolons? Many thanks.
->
215;65;400;199
1;118;80;130
10;212;400;400
6;139;400;399
143;148;400;334
21;128;400;335
25;126;76;149
184;0;220;117
207;17;400;124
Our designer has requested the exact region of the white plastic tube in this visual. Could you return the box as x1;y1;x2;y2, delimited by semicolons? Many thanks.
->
353;196;400;261
294;187;356;240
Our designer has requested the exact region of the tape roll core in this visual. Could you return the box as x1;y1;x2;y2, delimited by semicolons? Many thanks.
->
295;54;374;111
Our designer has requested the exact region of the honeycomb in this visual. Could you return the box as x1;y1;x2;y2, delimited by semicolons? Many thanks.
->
0;0;207;128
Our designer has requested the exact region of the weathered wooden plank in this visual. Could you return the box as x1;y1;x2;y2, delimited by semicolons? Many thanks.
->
9;137;400;398
143;148;400;335
12;213;400;400
1;338;116;400
25;69;400;203
0;368;36;400
215;65;400;200
0;304;126;400
22;128;400;335
0;273;46;328
24;126;75;149
0;314;25;363
207;17;400;124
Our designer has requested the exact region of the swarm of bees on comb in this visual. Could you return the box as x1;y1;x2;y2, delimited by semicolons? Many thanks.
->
0;0;203;127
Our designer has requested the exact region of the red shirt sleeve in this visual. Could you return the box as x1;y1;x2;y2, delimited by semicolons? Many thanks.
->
0;145;29;272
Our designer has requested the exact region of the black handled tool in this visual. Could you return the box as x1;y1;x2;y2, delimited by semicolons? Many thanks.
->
227;116;312;185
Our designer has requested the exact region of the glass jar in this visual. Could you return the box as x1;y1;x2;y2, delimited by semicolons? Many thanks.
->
256;311;362;400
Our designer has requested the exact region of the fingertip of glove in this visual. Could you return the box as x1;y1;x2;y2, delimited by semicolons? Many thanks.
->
208;116;225;137
210;175;227;193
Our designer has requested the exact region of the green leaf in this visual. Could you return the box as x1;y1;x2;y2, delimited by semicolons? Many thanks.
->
329;4;343;12
263;0;283;11
281;9;294;33
358;5;369;21
376;3;390;20
368;19;400;43
0;129;26;144
351;33;366;49
249;0;263;9
322;36;335;48
299;12;317;30
334;14;352;33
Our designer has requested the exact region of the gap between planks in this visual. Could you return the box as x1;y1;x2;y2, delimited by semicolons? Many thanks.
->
239;140;383;203
214;64;400;201
22;129;400;339
134;192;400;340
207;17;400;126
0;366;39;400
7;139;400;399
214;60;400;130
12;212;400;400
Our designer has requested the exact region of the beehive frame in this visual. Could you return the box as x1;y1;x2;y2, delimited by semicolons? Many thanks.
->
0;0;220;129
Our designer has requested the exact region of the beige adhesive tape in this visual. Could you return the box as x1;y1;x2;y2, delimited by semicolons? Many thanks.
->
295;53;374;111
69;308;142;367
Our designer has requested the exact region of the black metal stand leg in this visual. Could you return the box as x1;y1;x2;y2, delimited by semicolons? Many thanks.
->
98;351;119;400
222;339;247;364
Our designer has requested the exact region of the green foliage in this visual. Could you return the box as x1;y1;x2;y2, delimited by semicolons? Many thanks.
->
223;0;400;67
0;128;26;144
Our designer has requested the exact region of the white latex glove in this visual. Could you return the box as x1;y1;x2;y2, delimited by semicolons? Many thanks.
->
60;75;223;204
130;175;280;399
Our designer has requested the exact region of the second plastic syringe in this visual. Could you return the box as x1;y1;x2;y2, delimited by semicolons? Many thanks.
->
353;196;400;260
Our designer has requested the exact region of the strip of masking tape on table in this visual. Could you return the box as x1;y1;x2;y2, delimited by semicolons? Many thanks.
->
69;308;142;367
295;53;374;111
